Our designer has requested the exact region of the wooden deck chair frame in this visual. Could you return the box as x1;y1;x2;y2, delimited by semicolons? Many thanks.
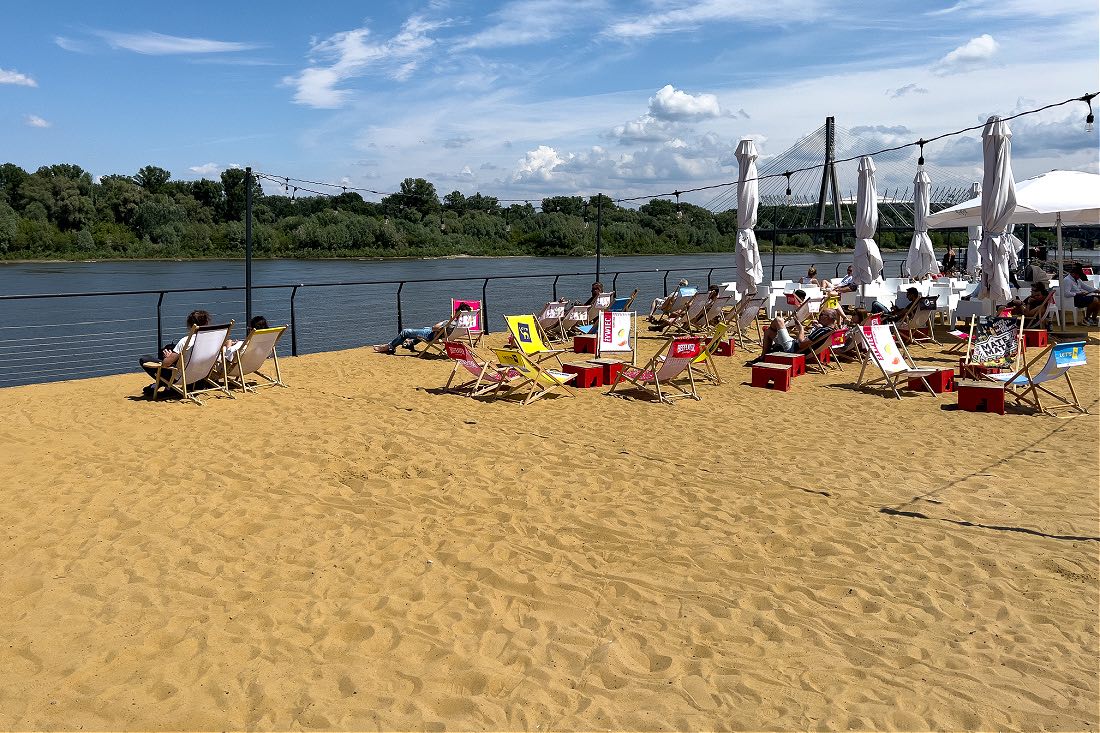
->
961;315;1024;372
417;312;459;358
442;341;520;397
663;293;710;333
152;321;234;405
504;314;567;366
492;348;576;405
222;325;288;393
855;323;937;399
983;341;1088;416
806;328;845;374
536;301;570;342
653;291;695;324
897;296;940;346
729;296;765;350
589;310;638;368
558;304;593;336
607;337;703;404
446;308;483;348
690;324;729;385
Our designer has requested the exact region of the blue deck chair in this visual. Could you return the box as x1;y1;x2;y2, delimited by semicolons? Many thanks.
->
985;340;1088;416
577;289;637;334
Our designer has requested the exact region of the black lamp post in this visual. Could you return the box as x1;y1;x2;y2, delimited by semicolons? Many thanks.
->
595;194;603;281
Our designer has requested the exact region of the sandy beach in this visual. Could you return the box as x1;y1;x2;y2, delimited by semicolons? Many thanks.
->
0;330;1097;731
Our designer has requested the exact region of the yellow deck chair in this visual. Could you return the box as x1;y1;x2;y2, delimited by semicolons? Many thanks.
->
221;325;288;392
505;314;567;366
492;348;576;405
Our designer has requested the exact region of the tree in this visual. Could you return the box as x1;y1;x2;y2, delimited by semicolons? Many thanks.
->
382;177;439;218
134;165;171;194
442;190;467;212
0;163;28;206
541;195;584;217
220;168;263;223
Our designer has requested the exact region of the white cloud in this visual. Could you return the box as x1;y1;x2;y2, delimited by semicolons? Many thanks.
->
284;16;445;108
93;30;261;55
188;162;223;177
512;145;570;183
54;36;90;53
648;84;723;121
888;83;929;98
605;0;826;39
0;68;37;87
456;0;606;49
931;34;999;75
25;115;51;128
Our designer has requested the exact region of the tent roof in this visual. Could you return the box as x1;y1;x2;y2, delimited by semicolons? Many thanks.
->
927;170;1100;228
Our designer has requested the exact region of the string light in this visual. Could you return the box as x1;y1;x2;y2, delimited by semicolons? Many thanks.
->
674;191;683;220
784;172;792;202
917;139;926;167
1084;93;1096;133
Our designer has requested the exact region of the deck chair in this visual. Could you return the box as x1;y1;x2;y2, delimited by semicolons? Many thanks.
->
504;314;567;366
576;290;638;334
984;341;1088;416
897;296;940;346
788;294;823;325
960;316;1024;373
690;323;730;385
491;348;576;405
152;322;234;405
441;341;520;397
535;301;569;342
588;310;637;371
607;337;703;404
221;325;288;392
450;299;483;345
664;293;711;333
854;323;938;399
804;328;844;374
729;296;765;350
699;294;734;330
652;290;696;324
558;305;592;336
417;311;465;358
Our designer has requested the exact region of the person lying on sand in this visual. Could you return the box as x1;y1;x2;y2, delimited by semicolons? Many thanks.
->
372;303;472;354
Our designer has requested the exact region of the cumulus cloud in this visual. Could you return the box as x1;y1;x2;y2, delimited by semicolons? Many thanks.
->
25;115;51;128
512;145;570;183
932;34;998;75
283;16;445;108
605;0;826;39
93;30;261;55
608;115;676;144
188;162;223;177
0;68;37;87
456;0;606;49
887;83;929;98
648;84;723;121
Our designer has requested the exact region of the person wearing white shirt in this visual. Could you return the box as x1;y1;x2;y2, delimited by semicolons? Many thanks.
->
1062;265;1100;325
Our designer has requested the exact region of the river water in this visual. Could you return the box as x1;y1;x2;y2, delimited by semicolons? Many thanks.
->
0;251;919;388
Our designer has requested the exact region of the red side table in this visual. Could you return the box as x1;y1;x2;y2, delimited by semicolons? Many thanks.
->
956;380;1005;414
586;358;623;386
713;340;735;357
561;361;602;388
959;360;1002;381
909;367;955;393
1023;329;1048;349
751;363;792;391
573;335;597;354
764;352;806;377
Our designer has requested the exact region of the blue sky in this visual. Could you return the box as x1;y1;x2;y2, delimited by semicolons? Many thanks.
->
3;0;1097;205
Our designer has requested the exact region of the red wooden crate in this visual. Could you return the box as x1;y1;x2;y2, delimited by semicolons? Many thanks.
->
957;381;1005;414
561;361;602;388
573;335;597;354
1023;329;1048;348
751;363;792;391
713;340;735;357
587;359;623;386
764;352;806;377
908;367;955;393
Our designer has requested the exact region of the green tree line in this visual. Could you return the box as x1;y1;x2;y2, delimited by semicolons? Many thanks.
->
0;162;1072;261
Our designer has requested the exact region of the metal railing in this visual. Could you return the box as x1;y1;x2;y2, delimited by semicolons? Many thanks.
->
0;257;920;388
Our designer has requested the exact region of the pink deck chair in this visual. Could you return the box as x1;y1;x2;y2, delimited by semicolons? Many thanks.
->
607;337;703;404
442;341;519;397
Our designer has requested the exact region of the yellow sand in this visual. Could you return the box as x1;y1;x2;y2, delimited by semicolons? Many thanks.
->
0;331;1097;731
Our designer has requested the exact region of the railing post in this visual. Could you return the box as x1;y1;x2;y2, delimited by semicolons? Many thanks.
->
835;263;841;277
771;226;778;281
552;275;561;302
290;285;300;357
396;282;405;331
779;265;786;279
707;268;714;289
612;272;619;292
482;278;490;333
156;291;164;353
662;271;669;295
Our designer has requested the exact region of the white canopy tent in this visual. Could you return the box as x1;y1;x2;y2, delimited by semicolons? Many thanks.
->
928;169;1100;313
734;139;764;294
905;168;938;279
851;155;883;289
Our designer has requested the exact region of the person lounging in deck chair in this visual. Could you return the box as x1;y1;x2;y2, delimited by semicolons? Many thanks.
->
138;309;211;399
373;303;472;354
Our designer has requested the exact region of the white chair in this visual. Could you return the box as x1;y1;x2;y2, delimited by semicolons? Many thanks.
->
955;298;993;320
222;325;288;392
152;322;234;405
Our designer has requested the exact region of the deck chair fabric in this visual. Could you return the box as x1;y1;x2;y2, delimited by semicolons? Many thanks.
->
897;296;940;346
536;301;569;342
664;293;710;333
691;324;730;385
578;290;639;333
788;295;823;325
961;316;1024;372
558;305;592;336
417;312;462;358
222;325;287;392
450;299;483;344
492;348;576;405
855;323;937;399
504;314;566;365
447;308;483;347
608;337;703;404
153;322;234;404
590;310;636;364
729;296;765;350
804;328;844;374
985;341;1088;416
442;341;520;397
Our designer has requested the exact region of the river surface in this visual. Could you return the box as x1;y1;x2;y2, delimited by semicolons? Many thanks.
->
0;251;922;388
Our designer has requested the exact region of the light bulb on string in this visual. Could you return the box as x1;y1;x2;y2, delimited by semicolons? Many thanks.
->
784;172;792;205
1083;93;1096;133
917;140;926;167
675;191;683;220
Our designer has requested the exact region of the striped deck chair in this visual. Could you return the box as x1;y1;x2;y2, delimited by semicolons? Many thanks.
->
447;307;482;347
577;290;638;334
897;296;940;346
699;294;734;331
220;325;288;392
787;294;823;325
152;321;234;405
805;328;844;374
855;323;937;399
690;323;730;385
607;337;703;404
729;296;765;350
442;341;520;397
492;348;576;405
536;301;569;342
558;305;592;336
983;341;1087;416
504;314;567;366
651;290;696;325
663;293;710;333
